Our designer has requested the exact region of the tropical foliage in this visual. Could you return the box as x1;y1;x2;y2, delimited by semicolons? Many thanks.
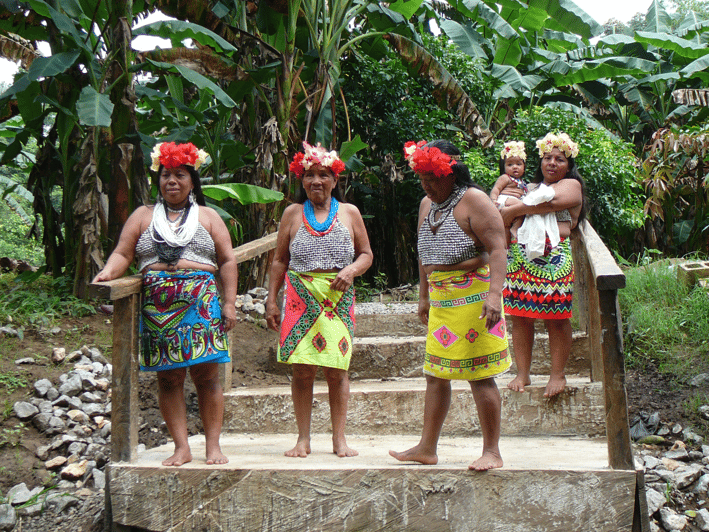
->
0;0;707;292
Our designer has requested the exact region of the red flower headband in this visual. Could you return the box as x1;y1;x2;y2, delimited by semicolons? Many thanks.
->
289;142;346;179
150;142;209;171
403;141;454;178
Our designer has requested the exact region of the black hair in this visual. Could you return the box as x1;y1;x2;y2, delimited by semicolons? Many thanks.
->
295;167;345;204
532;154;587;223
424;139;483;191
498;155;526;176
155;164;207;206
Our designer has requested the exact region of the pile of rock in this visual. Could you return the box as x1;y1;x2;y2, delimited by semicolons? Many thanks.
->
640;427;709;531
236;287;269;328
3;345;113;531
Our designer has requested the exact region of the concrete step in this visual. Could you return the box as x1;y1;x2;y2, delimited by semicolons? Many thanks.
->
224;375;605;437
109;433;636;532
266;332;590;379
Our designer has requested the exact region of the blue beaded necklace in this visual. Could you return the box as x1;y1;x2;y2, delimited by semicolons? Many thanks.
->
303;197;339;233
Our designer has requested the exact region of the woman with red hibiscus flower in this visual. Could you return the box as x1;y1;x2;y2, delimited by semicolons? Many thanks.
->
266;142;372;458
93;141;237;467
390;139;510;471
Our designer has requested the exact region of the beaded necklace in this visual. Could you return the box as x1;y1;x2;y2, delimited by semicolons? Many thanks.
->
303;198;339;236
428;186;464;230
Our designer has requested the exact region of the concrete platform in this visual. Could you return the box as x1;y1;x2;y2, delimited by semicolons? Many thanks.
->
109;434;635;532
224;376;605;437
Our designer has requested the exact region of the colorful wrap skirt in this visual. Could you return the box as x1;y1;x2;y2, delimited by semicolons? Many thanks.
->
278;271;355;371
503;237;574;319
140;270;230;371
424;268;510;381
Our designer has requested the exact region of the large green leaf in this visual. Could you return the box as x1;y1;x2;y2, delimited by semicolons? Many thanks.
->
645;0;672;33
0;51;80;100
490;64;544;95
438;19;489;60
202;183;284;205
528;0;601;38
146;60;237;108
458;0;519;40
338;135;368;164
387;0;425;19
635;31;709;59
554;57;657;85
681;55;709;79
673;219;693;245
76;86;114;127
134;20;239;55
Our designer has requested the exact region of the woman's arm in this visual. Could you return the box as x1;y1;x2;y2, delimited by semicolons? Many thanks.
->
330;204;373;292
416;197;431;325
462;189;507;329
92;206;148;283
208;208;238;332
266;205;299;332
500;179;582;226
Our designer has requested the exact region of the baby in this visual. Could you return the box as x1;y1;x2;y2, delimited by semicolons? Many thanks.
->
490;141;527;241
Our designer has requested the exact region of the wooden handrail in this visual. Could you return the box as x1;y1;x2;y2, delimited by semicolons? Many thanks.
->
90;232;279;464
572;220;633;471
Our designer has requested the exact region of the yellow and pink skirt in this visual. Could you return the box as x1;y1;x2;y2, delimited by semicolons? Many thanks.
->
424;268;510;380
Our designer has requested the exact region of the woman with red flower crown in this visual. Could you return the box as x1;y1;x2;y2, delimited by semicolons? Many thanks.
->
389;140;510;470
266;142;372;458
93;141;237;467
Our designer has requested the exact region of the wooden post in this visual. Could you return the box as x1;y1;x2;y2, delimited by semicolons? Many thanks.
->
587;261;602;383
599;290;633;470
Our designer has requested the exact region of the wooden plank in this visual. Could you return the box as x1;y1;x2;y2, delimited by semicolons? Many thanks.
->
109;466;636;531
599;290;633;470
90;275;142;300
232;232;278;265
633;469;652;532
570;227;589;332
588;259;603;383
578;221;626;290
111;293;140;463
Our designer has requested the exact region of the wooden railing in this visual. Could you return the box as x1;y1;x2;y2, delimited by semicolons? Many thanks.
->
571;220;633;471
93;225;633;470
90;232;278;464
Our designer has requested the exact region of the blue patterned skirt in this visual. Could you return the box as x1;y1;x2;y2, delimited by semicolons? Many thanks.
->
140;270;230;371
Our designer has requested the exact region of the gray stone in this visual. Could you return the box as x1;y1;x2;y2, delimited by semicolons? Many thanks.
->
90;362;104;374
696;508;709;531
35;444;50;461
45;388;59;401
248;287;268;298
58;374;82;396
242;294;253;305
690;373;709;387
31;413;52;432
44;493;79;513
694;474;709;494
79;391;102;403
13;401;38;420
14;357;34;365
690;451;705;461
658;425;671;436
683;429;704;444
253;302;266;315
100;421;111;438
54;480;75;490
68;442;87;455
16;502;42;517
0;504;16;531
660;507;688;530
676;465;703;489
48;326;61;335
92;469;105;490
66;350;83;363
665;449;690;461
37;400;53;414
672;423;684;435
104;401;111;415
0;326;19;337
644;455;662;469
702;445;709;457
700;406;709;421
34;379;52;397
47;416;66;434
242;302;255;312
646;487;666;515
82;403;104;417
7;483;29;505
88;348;108;365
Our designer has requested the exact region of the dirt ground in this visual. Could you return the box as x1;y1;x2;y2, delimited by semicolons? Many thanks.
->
0;312;703;496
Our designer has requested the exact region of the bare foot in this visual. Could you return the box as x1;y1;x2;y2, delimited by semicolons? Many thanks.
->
468;451;503;471
389;445;438;465
284;439;311;458
507;375;531;392
162;448;192;467
333;438;358;457
544;375;566;397
206;446;229;465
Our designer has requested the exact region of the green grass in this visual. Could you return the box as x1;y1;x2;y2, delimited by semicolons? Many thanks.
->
619;258;709;379
0;272;96;330
0;202;44;266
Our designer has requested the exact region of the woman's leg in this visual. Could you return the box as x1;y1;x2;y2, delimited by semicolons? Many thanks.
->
389;374;452;465
469;377;503;470
544;318;572;397
323;367;357;457
286;363;318;457
507;315;536;392
157;367;191;466
189;362;228;464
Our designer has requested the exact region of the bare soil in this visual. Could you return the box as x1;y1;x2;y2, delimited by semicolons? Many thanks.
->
0;312;703;497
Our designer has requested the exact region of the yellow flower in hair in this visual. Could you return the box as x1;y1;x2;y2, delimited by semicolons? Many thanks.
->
536;132;579;159
501;141;526;160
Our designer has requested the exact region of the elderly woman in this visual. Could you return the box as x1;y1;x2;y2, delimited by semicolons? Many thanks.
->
500;132;586;398
389;140;510;471
93;142;237;466
266;142;373;458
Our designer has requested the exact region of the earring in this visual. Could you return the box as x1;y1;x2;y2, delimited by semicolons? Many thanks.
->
189;190;196;204
157;192;163;204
